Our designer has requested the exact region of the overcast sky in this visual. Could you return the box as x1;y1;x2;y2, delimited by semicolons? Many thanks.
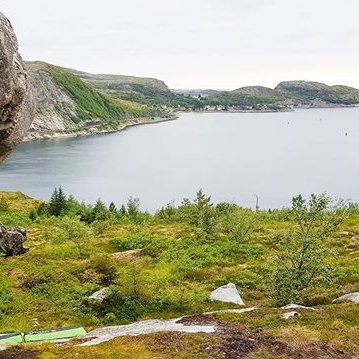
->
1;0;358;89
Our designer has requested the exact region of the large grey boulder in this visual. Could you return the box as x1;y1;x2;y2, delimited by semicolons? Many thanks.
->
0;224;28;256
333;292;359;303
0;12;33;163
210;283;244;305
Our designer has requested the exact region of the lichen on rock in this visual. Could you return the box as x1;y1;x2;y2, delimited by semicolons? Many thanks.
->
0;224;28;256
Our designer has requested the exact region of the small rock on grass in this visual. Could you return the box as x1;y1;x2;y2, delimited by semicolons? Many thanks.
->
282;311;300;320
88;287;110;303
333;292;359;303
280;303;316;311
210;283;244;305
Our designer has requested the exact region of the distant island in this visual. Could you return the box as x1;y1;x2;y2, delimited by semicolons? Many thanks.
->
26;61;359;140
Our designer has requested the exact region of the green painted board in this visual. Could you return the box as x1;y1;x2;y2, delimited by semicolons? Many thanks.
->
0;333;23;345
24;326;86;342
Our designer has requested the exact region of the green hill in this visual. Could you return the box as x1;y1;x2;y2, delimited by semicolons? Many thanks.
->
67;67;198;107
203;81;359;109
276;81;359;105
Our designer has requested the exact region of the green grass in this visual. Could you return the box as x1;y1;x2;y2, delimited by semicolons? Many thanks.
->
0;192;359;357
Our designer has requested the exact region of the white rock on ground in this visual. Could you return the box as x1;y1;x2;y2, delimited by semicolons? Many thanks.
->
282;311;300;320
280;304;316;311
88;288;110;303
333;292;359;303
210;283;244;305
204;307;257;315
80;318;216;346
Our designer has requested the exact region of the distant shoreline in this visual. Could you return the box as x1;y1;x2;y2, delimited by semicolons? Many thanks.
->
23;116;177;142
23;104;359;142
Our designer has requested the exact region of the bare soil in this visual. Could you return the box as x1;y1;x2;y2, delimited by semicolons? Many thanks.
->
177;315;350;359
0;351;38;359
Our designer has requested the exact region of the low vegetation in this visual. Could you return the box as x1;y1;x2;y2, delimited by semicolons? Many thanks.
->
0;190;359;357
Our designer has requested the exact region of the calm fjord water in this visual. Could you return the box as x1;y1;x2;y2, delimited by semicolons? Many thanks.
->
1;108;358;211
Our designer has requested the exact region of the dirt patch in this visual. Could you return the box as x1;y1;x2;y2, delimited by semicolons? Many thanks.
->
111;249;143;261
179;315;349;359
205;327;298;359
150;332;182;347
178;315;218;325
301;343;347;359
0;351;38;359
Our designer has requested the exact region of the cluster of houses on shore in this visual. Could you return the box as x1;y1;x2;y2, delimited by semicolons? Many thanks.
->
203;104;293;112
173;103;293;112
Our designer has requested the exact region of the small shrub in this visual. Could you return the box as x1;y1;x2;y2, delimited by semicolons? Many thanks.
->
88;255;118;286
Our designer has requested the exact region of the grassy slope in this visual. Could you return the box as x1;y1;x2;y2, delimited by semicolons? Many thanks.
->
48;65;153;122
0;193;358;357
67;68;199;108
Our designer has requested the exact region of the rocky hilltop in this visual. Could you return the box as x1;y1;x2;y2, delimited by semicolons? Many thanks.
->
68;68;169;93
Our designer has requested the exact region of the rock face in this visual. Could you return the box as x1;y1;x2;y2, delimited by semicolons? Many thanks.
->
25;62;78;137
0;224;28;256
333;292;359;303
0;13;33;162
210;283;244;305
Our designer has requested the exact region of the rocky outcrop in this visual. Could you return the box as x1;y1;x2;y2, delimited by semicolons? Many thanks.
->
25;62;78;137
0;13;33;162
0;224;28;256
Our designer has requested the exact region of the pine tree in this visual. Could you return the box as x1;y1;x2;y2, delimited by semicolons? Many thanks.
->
48;187;67;216
193;189;216;235
29;209;37;222
57;187;67;214
127;197;140;219
91;199;108;221
119;205;127;216
109;202;117;213
48;188;59;216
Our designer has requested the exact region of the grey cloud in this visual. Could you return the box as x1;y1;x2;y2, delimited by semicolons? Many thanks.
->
1;0;358;89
